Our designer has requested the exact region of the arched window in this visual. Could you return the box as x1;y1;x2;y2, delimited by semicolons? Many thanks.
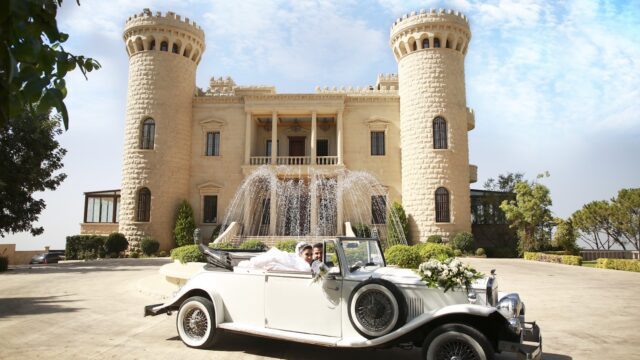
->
433;116;447;149
435;187;450;223
136;188;151;222
433;37;441;48
141;118;155;149
422;38;429;49
160;41;168;51
411;40;417;51
446;39;451;49
149;39;155;51
172;43;179;54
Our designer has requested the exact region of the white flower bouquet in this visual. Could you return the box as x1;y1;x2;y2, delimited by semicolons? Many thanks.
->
417;258;483;292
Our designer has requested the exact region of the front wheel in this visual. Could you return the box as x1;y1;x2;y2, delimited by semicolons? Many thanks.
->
423;323;494;360
176;296;220;348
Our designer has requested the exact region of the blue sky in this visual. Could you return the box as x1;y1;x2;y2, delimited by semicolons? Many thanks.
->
6;0;639;250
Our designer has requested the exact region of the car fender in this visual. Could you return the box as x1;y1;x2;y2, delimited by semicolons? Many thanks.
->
146;275;225;326
337;303;501;348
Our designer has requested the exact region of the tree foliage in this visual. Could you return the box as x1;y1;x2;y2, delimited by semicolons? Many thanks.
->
173;200;196;247
483;172;524;192
572;188;640;251
387;201;410;245
500;174;553;253
1;0;101;129
553;217;578;254
0;112;66;236
104;232;128;256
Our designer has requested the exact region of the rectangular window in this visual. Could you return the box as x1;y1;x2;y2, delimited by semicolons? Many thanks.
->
371;195;387;224
371;131;385;156
203;195;218;223
206;132;220;156
86;197;117;223
317;139;329;156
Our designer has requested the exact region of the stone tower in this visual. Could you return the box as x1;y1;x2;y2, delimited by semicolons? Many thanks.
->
390;9;474;242
121;9;205;250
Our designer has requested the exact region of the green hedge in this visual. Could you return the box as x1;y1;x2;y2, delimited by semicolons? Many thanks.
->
415;243;454;262
170;245;205;264
384;245;422;269
450;232;475;252
66;235;107;260
426;235;443;243
209;241;235;250
140;237;160;256
596;258;640;272
523;252;582;266
0;256;8;272
239;240;267;251
274;240;298;252
104;232;128;257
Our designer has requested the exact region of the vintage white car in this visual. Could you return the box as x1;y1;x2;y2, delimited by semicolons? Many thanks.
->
145;238;542;360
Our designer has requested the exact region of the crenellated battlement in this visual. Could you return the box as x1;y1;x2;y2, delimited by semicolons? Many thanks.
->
315;85;398;95
389;8;471;62
123;9;205;64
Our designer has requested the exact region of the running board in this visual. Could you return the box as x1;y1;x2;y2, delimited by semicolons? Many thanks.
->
217;323;341;347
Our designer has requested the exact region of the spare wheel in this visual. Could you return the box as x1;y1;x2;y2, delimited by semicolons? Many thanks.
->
348;279;407;339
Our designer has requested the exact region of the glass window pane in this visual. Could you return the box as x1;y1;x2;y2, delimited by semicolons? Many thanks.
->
203;195;218;223
92;198;101;222
87;198;95;222
115;197;120;223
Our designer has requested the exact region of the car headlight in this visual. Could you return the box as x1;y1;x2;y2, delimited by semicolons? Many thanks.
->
497;293;521;319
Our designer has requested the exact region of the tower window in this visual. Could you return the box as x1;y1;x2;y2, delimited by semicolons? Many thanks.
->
149;40;155;50
172;43;179;54
371;195;387;225
411;41;417;51
446;39;451;49
203;195;218;223
160;41;168;51
435;187;450;223
206;131;220;156
422;38;429;49
141;118;155;150
433;117;447;149
136;188;151;222
370;131;385;156
434;37;441;48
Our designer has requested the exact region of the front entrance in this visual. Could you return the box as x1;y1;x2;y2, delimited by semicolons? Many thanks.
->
288;137;305;156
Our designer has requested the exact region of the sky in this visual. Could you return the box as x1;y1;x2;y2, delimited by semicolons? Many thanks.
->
6;0;639;250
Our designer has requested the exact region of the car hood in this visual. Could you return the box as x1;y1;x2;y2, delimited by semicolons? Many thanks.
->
370;266;424;286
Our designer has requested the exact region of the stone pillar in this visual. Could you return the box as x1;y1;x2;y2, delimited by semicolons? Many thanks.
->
337;110;344;165
244;112;251;165
311;111;317;165
271;111;278;165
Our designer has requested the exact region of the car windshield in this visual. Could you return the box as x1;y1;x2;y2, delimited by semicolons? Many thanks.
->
340;240;384;272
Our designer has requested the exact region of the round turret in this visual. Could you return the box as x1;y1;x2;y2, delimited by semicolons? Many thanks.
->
391;9;473;242
119;9;205;250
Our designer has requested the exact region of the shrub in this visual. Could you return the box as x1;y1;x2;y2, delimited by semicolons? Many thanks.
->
171;245;205;264
0;256;8;272
561;255;582;266
415;243;454;262
426;235;443;244
523;252;540;261
352;223;371;238
384;245;421;269
524;252;582;266
453;249;463;257
239;240;267;251
596;258;640;272
65;235;106;260
130;251;140;259
158;250;168;257
274;240;298;253
209;242;235;250
450;232;475;252
173;200;196;247
475;248;486;256
387;202;410;244
485;247;518;258
140;237;160;256
104;232;128;257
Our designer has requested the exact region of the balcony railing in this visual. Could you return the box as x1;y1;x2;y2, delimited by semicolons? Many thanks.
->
249;156;339;166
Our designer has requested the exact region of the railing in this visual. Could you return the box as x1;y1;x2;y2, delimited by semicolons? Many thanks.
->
580;250;637;261
249;156;339;166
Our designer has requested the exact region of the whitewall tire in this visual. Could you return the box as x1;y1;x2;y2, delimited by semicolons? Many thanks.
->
348;279;406;339
176;296;219;348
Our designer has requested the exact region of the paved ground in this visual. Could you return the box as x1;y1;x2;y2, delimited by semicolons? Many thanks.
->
0;258;638;360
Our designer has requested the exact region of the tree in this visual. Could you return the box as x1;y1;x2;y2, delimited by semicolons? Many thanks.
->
483;172;524;192
500;175;553;253
553;217;578;254
611;188;640;251
2;0;101;129
387;201;410;245
0;0;99;237
173;200;196;247
0;112;66;236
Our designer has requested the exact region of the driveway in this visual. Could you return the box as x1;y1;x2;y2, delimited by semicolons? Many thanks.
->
0;258;637;359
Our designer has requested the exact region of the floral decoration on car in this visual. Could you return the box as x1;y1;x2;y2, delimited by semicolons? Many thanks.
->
417;258;483;292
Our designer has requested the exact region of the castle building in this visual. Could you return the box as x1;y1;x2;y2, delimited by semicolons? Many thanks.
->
80;9;478;250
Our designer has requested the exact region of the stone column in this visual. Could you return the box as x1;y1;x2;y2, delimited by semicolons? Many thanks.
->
311;111;317;165
244;112;251;165
337;110;344;165
271;111;278;165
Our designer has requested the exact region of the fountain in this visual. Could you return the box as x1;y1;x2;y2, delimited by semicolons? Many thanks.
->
213;166;408;249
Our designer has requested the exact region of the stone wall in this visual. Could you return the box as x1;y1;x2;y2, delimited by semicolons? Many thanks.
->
80;223;119;235
0;244;49;266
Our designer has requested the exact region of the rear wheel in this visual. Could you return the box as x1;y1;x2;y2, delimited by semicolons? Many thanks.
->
422;323;494;360
176;296;220;348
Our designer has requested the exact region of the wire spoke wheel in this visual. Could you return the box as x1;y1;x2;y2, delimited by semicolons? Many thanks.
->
436;339;480;360
183;308;208;340
176;296;219;349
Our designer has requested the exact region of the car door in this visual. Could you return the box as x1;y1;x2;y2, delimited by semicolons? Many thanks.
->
264;270;342;337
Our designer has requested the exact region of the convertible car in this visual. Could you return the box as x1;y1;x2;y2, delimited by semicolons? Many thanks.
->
145;238;542;360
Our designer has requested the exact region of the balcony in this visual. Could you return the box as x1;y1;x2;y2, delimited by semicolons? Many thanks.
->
249;156;339;166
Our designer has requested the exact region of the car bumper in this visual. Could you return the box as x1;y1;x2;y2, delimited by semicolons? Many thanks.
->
144;303;166;317
498;321;542;360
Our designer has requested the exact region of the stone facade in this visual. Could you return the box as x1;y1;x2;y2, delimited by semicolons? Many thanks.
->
115;8;476;250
